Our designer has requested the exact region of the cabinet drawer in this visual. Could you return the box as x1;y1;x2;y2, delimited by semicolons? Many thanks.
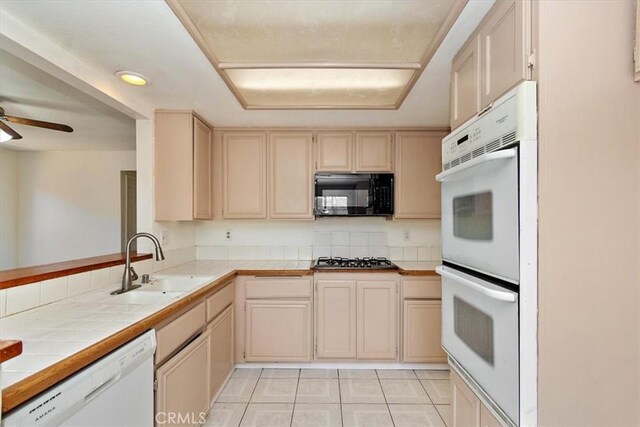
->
207;281;234;322
403;279;441;299
156;302;206;364
245;277;312;299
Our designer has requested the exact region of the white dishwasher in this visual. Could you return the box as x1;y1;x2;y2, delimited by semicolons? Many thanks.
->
3;330;156;427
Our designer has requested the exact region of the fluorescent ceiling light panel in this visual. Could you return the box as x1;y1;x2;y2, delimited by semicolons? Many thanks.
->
226;68;415;107
168;0;462;109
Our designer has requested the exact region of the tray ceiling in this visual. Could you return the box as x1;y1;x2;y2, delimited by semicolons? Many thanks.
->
168;0;464;109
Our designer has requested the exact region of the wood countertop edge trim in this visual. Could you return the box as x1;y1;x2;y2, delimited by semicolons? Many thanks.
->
236;269;314;276
0;271;237;414
0;340;23;364
0;253;154;290
398;269;440;276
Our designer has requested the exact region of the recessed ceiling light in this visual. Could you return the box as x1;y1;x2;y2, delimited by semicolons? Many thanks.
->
115;70;150;86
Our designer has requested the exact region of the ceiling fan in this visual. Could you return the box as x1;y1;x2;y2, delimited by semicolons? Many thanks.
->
0;106;73;142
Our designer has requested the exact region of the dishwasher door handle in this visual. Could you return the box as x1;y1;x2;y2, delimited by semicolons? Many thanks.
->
84;373;122;403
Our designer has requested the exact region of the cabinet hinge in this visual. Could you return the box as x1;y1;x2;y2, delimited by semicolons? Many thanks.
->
153;378;158;391
243;350;246;360
396;346;398;356
315;282;318;292
527;49;536;70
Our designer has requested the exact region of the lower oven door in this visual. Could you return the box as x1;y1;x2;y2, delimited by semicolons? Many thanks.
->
438;265;519;423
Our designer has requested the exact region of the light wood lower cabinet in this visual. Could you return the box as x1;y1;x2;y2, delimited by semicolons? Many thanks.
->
402;300;447;363
208;305;234;400
315;280;357;359
245;299;312;362
315;275;399;361
357;281;398;360
155;330;211;427
451;369;506;427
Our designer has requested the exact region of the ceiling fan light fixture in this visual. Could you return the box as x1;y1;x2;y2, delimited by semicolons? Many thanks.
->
0;129;13;143
115;70;150;86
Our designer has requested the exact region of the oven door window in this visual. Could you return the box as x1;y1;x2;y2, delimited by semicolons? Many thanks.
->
453;192;493;240
454;296;494;365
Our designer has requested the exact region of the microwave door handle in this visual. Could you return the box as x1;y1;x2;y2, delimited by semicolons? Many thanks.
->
435;148;517;182
436;266;516;303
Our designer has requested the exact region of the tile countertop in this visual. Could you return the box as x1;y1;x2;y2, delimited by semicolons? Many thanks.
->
0;259;437;411
0;260;310;391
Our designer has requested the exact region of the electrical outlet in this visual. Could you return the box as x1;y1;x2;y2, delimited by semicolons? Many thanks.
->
403;230;411;241
161;230;170;245
225;230;232;241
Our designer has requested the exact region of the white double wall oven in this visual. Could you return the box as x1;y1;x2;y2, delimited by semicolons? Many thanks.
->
437;82;538;426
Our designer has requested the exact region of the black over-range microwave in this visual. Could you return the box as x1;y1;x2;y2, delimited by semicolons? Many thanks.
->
314;173;394;216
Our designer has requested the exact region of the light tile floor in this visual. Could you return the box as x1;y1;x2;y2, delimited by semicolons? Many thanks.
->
204;368;451;427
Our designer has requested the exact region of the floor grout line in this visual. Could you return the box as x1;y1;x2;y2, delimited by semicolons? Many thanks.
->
289;369;301;427
236;368;262;427
376;369;396;427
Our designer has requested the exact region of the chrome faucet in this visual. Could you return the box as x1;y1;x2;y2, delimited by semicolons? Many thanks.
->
112;232;165;295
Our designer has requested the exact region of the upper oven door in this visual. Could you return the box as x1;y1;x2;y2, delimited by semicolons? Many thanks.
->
438;148;519;284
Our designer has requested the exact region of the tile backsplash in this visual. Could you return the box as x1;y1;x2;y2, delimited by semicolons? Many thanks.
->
197;231;441;262
0;246;196;318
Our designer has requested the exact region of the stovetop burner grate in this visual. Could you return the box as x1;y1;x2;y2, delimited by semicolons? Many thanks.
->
313;257;399;270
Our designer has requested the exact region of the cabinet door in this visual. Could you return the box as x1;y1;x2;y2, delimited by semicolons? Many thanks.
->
155;111;194;221
209;306;234;401
156;331;210;427
354;132;393;172
357;281;398;360
480;403;503;427
394;131;444;219
451;369;481;427
316;280;357;359
269;132;314;219
193;116;213;220
245;300;311;362
402;300;447;363
222;132;267;218
316;131;353;172
451;35;481;130
480;0;529;107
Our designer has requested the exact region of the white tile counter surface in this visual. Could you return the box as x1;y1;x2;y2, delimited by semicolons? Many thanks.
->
0;260;311;391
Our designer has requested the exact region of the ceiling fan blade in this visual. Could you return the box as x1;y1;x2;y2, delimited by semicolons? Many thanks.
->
4;115;73;133
0;121;23;140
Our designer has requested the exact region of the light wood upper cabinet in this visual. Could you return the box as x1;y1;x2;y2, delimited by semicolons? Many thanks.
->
155;331;211;427
479;0;530;107
315;280;357;359
357;281;398;360
450;0;532;130
451;36;481;130
315;131;353;172
394;131;445;219
155;111;213;221
269;132;314;219
354;132;394;172
222;132;267;218
208;305;234;400
402;300;446;363
245;299;312;362
193;116;213;219
635;0;640;81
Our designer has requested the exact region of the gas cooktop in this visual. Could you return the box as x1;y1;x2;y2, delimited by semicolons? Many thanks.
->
313;257;399;270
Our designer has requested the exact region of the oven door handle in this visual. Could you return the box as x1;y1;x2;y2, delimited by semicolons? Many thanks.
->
435;148;517;182
436;266;516;303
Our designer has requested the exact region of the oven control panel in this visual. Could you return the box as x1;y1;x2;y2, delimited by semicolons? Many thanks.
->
442;82;537;168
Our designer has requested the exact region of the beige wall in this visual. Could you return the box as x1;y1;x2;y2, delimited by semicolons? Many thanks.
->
536;1;640;425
